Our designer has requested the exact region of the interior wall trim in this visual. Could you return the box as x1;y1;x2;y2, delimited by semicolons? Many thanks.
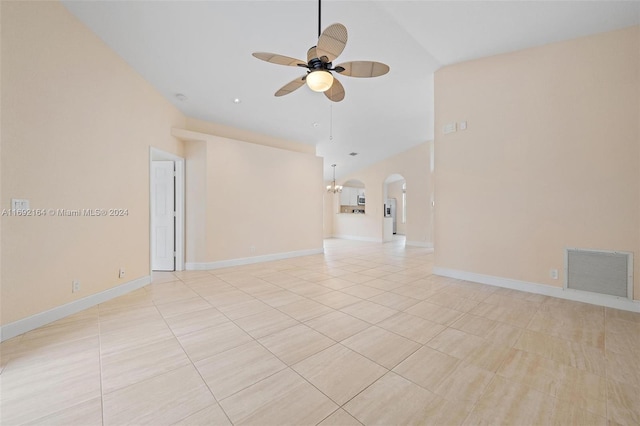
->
433;267;640;313
185;247;325;271
0;275;152;342
406;241;434;249
331;234;383;243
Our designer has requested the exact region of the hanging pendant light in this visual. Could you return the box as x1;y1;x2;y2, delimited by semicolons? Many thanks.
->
327;164;343;193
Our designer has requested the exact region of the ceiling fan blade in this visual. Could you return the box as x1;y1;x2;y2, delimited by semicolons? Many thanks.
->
335;61;390;78
317;23;348;63
252;52;306;67
324;77;345;102
275;76;307;97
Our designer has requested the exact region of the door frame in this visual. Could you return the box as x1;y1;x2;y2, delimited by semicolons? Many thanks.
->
150;147;185;271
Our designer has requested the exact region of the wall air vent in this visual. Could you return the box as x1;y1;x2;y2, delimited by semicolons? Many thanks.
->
565;248;633;299
349;152;358;156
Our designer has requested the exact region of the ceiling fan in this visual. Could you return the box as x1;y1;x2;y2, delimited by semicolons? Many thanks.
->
252;0;390;102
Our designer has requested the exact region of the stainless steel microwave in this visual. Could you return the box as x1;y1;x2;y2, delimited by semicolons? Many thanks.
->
357;195;365;205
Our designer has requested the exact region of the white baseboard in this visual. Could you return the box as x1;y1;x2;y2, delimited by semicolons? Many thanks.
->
331;234;383;243
186;247;324;271
0;275;151;342
406;241;434;249
433;267;640;313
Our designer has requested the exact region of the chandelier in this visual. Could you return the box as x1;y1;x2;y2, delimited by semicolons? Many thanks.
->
327;164;343;193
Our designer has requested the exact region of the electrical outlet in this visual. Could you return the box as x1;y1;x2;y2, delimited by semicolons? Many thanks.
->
550;269;559;280
119;268;125;279
72;280;80;293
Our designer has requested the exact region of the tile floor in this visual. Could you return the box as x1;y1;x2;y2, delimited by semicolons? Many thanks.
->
1;238;639;425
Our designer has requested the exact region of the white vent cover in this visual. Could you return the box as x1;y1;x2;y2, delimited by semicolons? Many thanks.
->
565;248;633;299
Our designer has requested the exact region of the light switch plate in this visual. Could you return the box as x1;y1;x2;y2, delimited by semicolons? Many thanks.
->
443;123;457;134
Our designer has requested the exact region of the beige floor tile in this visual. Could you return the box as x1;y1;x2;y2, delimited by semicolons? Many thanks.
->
451;313;500;337
154;296;212;319
607;378;640;425
101;336;191;393
219;368;338;425
393;346;460;391
98;287;154;312
606;307;640;324
342;326;421;369
234;308;299;339
434;362;495;411
556;364;606;418
149;281;201;304
317;277;356;290
367;291;421;311
217;298;273;320
469;301;539;328
341;284;387;299
24;397;103;426
177;321;253;362
98;304;164;334
405;300;464;325
204;290;255;308
288;282;334;297
164;306;228;337
606;348;640;388
340;300;398;324
466;376;555;425
103;364;215;426
292;344;387;405
20;318;99;347
343;372;439;425
277;298;335;321
363;278;405;291
195;340;286;400
187;281;236;298
304;310;371;341
528;309;605;349
377;312;445;344
550;401;607;426
317;408;363;426
172;403;231;426
258;289;306;307
340;272;377;284
497;349;565;396
426;327;485;360
465;339;513;372
390;283;438;300
427;292;479;312
515;329;606;376
0;340;101;424
258;324;335;365
100;320;175;355
311;290;361;309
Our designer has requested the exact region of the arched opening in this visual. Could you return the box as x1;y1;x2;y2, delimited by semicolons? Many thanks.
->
383;174;406;242
338;179;366;214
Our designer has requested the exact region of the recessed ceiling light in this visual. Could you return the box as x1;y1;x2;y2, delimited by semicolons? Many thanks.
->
175;93;188;101
233;98;241;104
349;152;358;156
313;122;319;128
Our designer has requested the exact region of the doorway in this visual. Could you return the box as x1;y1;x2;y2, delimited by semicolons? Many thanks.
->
150;148;185;271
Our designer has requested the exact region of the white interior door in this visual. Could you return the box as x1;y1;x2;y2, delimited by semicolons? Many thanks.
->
151;161;175;271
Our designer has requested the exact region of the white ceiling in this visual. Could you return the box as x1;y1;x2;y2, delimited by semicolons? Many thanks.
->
62;1;639;181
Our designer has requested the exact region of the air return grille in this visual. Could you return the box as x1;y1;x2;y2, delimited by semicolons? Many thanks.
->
565;248;633;299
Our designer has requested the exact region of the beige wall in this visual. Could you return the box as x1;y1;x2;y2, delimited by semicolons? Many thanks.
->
180;130;324;265
332;142;433;246
434;26;640;300
1;1;186;325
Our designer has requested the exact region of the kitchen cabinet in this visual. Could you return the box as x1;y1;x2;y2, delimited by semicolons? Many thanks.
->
340;187;359;206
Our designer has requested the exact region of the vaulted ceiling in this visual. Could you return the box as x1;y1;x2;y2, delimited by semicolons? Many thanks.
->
62;1;639;180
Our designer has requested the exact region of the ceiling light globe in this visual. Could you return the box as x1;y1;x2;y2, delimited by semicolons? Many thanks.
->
306;71;334;92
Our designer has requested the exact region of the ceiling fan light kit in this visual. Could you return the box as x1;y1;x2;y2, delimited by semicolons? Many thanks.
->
252;0;389;102
306;70;334;92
